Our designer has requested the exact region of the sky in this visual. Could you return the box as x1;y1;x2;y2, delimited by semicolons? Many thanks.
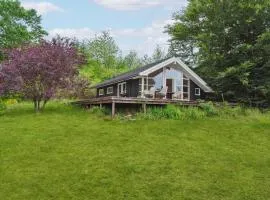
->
21;0;187;56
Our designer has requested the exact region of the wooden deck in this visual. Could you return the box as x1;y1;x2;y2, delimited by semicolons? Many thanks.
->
72;96;198;106
72;96;198;116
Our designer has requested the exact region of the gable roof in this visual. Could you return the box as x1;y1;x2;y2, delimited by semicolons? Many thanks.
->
93;57;213;92
93;58;169;88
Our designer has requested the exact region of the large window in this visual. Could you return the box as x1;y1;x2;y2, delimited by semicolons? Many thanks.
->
183;74;190;100
107;86;113;94
166;68;182;92
118;82;126;94
148;67;183;92
138;77;154;95
138;66;190;100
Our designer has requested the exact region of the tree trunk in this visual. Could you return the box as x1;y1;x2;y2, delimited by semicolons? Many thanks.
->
34;99;49;112
41;100;48;111
37;100;41;111
34;100;41;112
34;100;38;112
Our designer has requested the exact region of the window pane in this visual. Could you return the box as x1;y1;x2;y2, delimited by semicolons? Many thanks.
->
195;88;200;95
107;87;113;94
176;85;182;92
99;89;104;95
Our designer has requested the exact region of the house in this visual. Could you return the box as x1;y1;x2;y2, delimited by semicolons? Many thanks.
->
94;57;212;100
76;57;213;116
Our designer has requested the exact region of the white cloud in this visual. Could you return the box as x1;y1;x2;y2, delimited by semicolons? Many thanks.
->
93;0;186;11
48;28;97;40
112;19;175;55
111;19;174;37
22;2;64;15
47;19;175;56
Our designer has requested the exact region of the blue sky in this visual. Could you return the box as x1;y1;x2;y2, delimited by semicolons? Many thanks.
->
21;0;187;56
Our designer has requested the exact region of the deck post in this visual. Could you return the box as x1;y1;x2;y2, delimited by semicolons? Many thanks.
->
100;103;102;109
188;78;190;101
181;72;184;100
112;102;115;117
162;67;167;99
142;103;146;113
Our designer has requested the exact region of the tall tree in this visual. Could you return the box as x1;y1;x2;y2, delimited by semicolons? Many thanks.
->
80;31;127;83
152;45;167;62
167;39;197;66
140;54;152;65
0;0;47;60
85;31;119;68
167;0;270;105
123;50;142;69
0;37;84;111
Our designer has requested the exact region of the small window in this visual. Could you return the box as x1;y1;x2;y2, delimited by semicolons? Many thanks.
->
107;86;113;94
99;88;104;96
195;88;201;96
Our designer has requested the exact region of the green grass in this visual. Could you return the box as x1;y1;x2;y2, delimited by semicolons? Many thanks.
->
1;102;270;200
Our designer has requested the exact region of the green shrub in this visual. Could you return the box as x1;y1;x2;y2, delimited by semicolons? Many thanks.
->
137;107;164;120
218;103;245;117
137;106;171;120
163;105;183;119
181;106;206;119
136;102;263;120
137;105;206;120
89;106;109;117
5;99;18;106
199;101;219;116
244;108;263;117
0;100;7;115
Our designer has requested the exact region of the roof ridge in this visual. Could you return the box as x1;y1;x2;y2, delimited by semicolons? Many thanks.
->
110;57;171;79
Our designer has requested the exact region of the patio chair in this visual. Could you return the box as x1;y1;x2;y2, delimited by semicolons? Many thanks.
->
156;86;168;99
172;91;182;99
143;87;156;98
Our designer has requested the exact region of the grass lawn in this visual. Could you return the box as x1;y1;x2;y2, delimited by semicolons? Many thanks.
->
0;102;270;200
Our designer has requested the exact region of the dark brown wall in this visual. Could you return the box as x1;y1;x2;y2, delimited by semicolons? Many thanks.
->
126;79;139;97
96;79;206;101
96;79;140;98
96;83;117;97
189;80;205;101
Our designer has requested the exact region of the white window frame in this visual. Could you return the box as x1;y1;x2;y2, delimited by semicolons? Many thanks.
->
118;82;127;95
195;88;201;96
99;88;104;96
182;74;190;101
107;86;113;94
138;77;154;95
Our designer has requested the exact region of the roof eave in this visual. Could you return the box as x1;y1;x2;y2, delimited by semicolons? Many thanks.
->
90;75;140;89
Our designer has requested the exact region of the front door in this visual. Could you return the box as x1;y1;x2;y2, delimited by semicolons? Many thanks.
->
166;79;173;99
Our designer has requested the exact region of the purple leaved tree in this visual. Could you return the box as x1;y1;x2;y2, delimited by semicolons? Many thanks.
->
0;37;85;112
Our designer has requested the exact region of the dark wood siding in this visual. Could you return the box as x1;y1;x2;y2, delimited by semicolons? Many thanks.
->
189;80;205;101
96;79;206;101
96;83;117;97
96;79;140;98
127;79;139;97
